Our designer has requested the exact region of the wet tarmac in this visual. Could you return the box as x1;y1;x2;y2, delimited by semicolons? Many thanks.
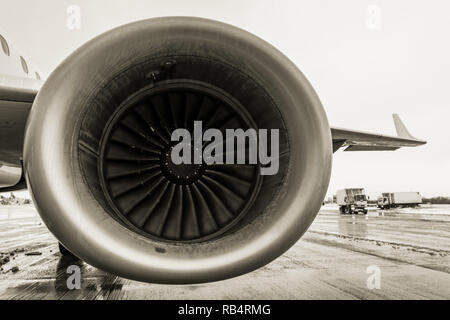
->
0;205;449;299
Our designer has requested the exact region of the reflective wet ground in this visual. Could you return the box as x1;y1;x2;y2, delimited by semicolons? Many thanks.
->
0;205;449;299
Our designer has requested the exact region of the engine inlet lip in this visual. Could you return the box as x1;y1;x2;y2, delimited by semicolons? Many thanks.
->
97;79;263;243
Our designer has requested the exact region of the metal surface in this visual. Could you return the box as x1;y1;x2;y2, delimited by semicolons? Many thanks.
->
0;28;41;167
331;114;426;152
0;163;21;188
98;80;262;242
0;99;33;167
24;17;332;283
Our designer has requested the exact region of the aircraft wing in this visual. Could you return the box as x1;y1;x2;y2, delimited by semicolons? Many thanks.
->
0;85;38;103
331;114;426;153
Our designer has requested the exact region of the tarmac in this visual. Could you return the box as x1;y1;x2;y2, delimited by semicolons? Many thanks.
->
0;205;449;299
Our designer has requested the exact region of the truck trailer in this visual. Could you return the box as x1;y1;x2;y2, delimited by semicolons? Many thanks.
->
378;192;422;209
336;188;368;214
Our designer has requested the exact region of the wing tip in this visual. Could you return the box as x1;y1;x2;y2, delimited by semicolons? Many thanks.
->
392;113;426;145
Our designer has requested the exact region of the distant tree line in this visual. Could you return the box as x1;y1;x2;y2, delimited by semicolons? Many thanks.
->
422;196;450;204
0;193;32;206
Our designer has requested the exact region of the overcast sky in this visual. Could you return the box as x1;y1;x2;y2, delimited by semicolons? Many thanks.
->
1;0;449;199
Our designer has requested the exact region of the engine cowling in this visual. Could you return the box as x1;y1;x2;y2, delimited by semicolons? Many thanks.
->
23;17;332;284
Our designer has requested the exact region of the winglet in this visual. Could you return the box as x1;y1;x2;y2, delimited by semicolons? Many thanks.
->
330;114;426;153
392;114;416;140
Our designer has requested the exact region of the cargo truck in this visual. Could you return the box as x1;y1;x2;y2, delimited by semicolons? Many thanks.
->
336;188;368;214
377;196;390;209
377;192;422;209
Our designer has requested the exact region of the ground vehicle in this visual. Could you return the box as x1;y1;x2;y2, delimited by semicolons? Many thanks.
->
377;196;390;209
0;17;426;284
378;192;422;208
336;188;368;214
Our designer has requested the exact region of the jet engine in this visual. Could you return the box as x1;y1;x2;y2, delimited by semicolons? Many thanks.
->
23;17;332;283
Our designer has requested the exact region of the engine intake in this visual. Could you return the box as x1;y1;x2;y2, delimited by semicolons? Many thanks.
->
24;17;332;283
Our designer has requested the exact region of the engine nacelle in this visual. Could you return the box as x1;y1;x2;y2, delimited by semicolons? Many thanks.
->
24;17;332;283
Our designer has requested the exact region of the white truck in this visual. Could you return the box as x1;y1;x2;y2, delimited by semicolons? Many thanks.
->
336;188;368;214
377;192;422;209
